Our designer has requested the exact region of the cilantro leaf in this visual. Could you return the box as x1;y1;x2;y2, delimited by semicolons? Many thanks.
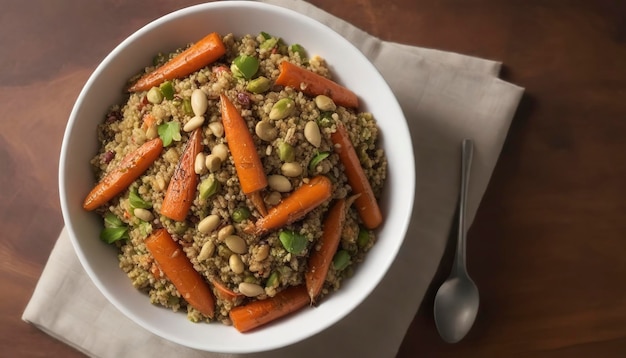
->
158;121;181;147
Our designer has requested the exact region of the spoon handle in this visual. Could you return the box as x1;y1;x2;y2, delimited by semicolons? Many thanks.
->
455;139;473;273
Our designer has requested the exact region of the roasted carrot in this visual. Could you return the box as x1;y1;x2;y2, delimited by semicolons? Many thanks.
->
219;93;268;216
210;278;243;301
141;113;156;130
275;61;359;108
83;137;163;211
160;128;202;221
251;175;332;236
331;122;382;229
128;32;226;92
229;285;310;332
305;198;346;301
145;228;215;318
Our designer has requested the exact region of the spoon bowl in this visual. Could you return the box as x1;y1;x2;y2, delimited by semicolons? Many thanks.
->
434;274;480;343
434;139;480;343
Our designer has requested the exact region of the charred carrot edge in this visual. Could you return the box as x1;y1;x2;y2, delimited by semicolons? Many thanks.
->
83;137;163;211
330;122;382;229
305;198;346;302
145;228;215;318
210;278;243;301
275;61;359;108
160;128;203;221
229;285;310;333
128;32;226;92
252;175;333;236
220;93;268;215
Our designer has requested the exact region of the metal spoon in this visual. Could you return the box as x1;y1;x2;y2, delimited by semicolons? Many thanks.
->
433;139;480;343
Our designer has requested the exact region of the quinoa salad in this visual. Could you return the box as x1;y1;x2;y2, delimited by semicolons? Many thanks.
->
84;31;387;329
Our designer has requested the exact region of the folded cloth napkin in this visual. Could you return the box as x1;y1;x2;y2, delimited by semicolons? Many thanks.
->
22;0;524;357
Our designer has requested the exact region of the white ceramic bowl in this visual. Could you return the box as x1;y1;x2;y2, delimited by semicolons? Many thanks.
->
59;1;414;353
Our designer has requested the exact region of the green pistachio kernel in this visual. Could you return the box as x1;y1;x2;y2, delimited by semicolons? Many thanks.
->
269;98;296;120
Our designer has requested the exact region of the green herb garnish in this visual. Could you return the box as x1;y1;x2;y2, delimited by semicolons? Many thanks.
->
231;55;259;80
129;188;152;210
159;81;175;100
308;151;330;171
157;121;181;147
279;230;307;255
100;212;128;244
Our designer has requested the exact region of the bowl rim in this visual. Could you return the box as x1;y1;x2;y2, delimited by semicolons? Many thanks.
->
59;0;415;353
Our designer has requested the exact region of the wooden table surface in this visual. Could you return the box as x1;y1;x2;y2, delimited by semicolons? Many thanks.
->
2;0;626;356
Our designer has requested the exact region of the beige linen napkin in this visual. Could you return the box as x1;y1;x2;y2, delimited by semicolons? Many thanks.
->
23;0;524;357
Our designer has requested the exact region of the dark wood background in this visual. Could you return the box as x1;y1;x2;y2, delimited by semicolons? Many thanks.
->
2;0;626;356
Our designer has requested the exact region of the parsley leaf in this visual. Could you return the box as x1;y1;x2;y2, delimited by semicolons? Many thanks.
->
158;121;181;147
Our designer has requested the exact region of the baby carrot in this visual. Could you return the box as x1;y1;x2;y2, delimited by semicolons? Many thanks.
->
160;128;202;221
83;137;163;211
145;228;215;318
219;93;268;216
229;285;310;333
141;113;156;130
305;198;346;302
252;175;332;236
128;32;226;92
210;278;243;301
330;122;382;229
275;61;359;108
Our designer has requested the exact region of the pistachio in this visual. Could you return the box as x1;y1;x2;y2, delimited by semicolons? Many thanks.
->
246;76;271;94
255;121;278;142
314;94;336;111
231;55;259;80
191;89;208;116
147;87;163;104
231;207;251;223
198;174;219;201
277;141;295;162
304;120;322;147
269;98;296;120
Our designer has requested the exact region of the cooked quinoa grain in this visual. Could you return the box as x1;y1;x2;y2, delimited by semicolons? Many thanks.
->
89;32;387;325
